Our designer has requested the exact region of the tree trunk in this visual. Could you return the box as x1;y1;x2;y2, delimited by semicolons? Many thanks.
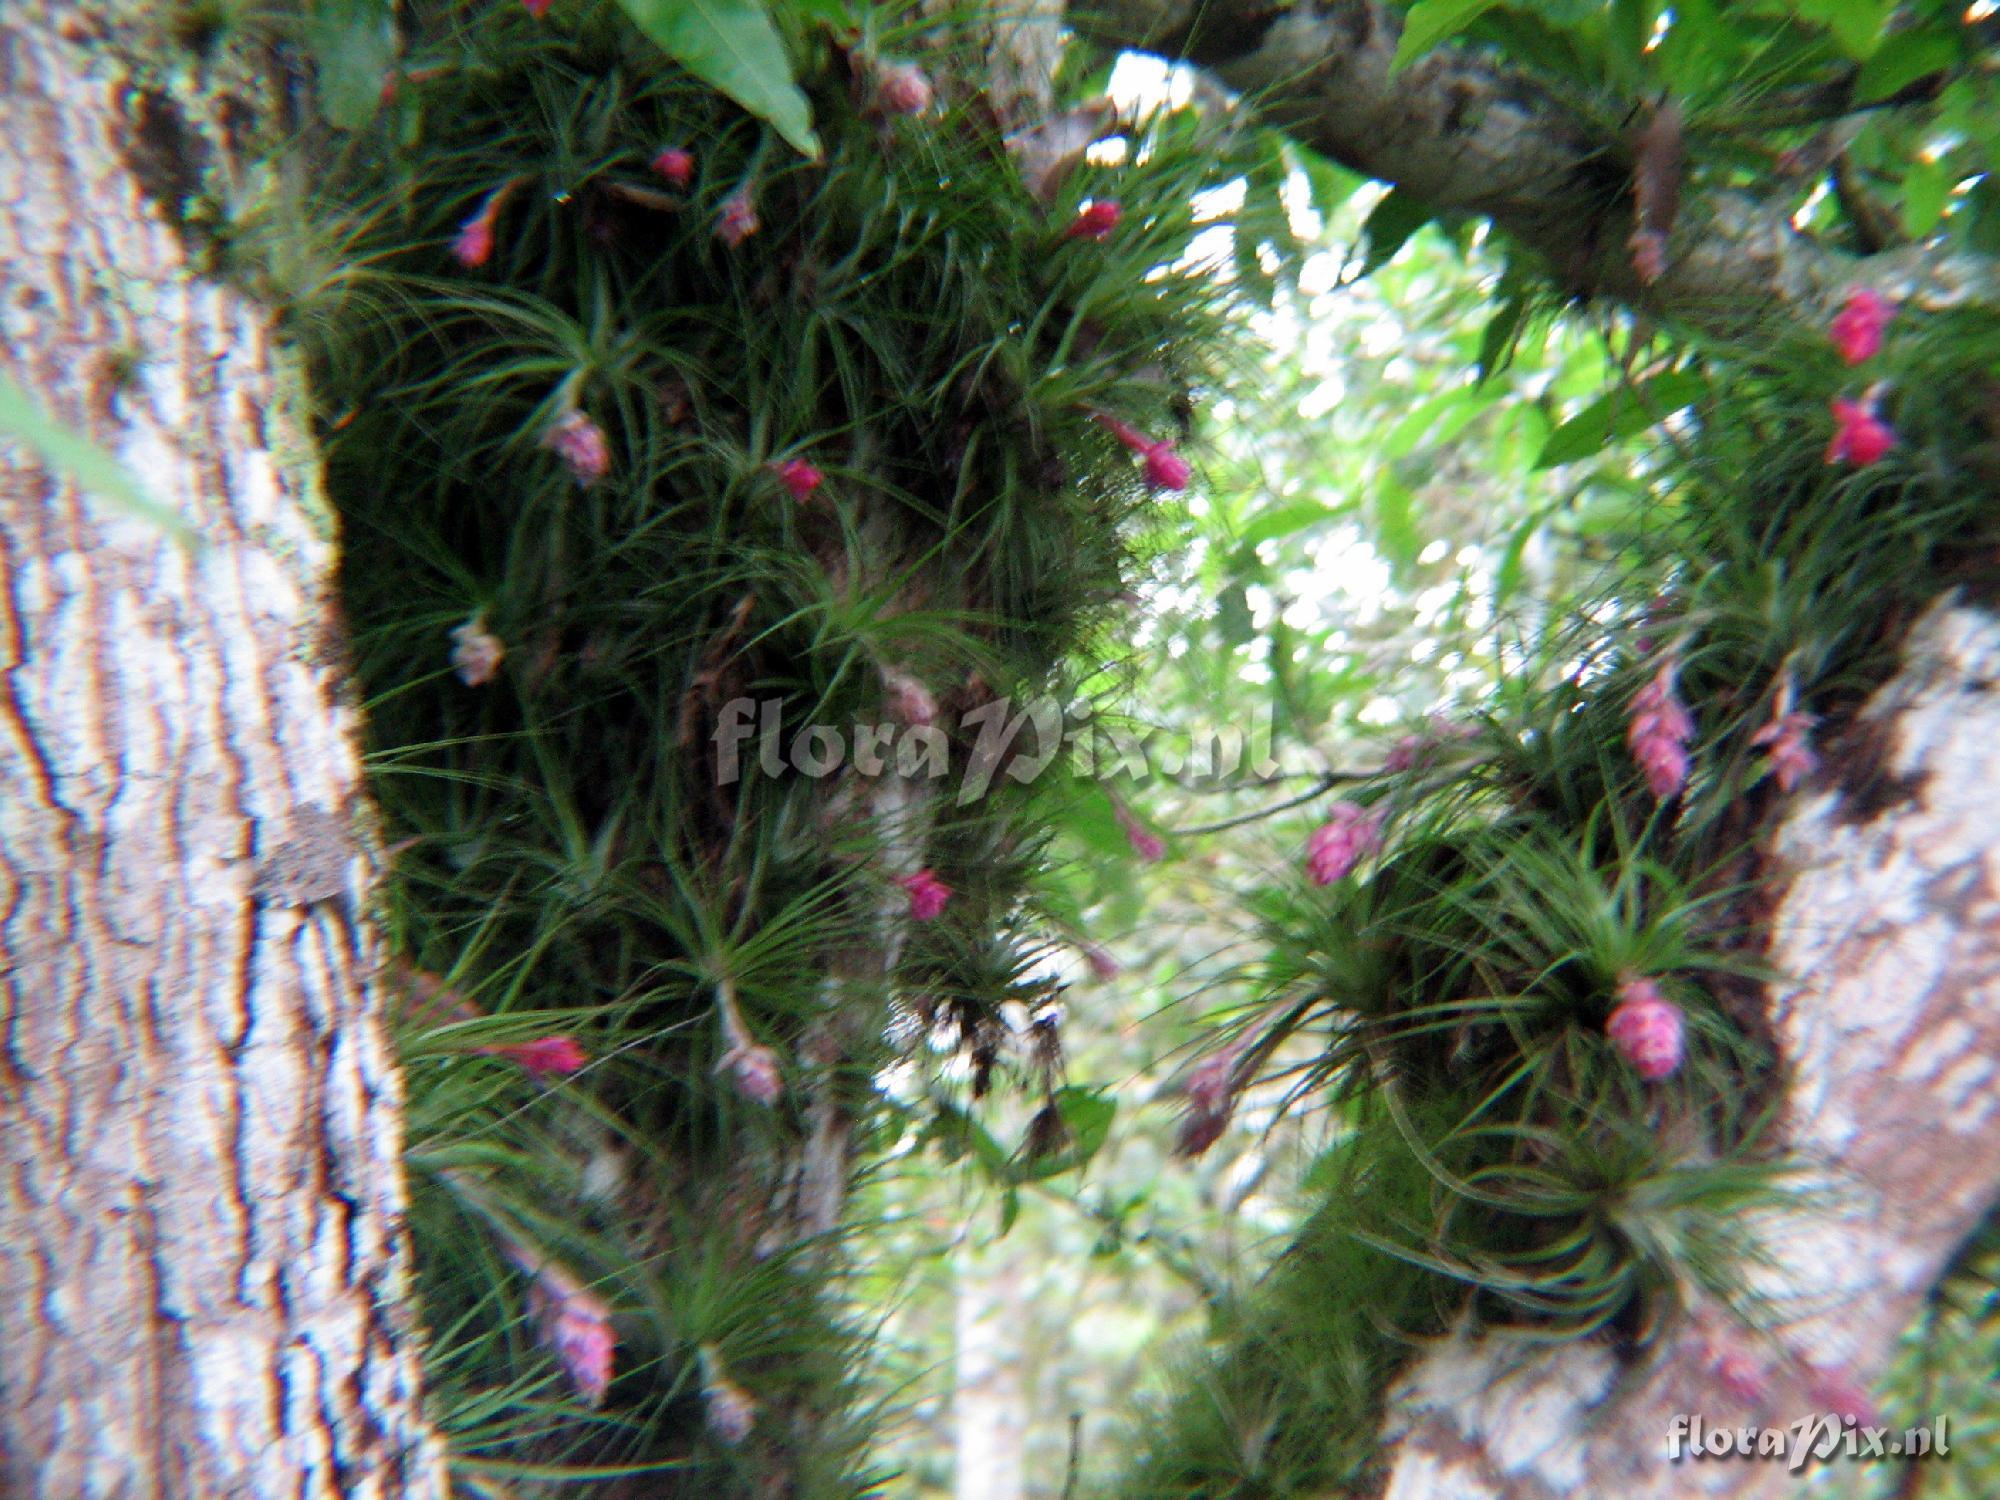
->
1375;597;2000;1498
0;6;443;1494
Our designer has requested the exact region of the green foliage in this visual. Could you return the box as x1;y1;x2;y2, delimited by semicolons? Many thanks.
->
1105;205;2000;1498
278;0;1261;1487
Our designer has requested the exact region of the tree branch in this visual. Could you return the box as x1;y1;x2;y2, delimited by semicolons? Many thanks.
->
1071;0;1990;329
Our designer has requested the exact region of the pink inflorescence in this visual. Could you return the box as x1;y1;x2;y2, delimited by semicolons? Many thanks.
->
875;62;934;115
1605;975;1685;1081
450;615;505;687
1093;412;1190;492
1826;394;1896;467
451;188;511;268
1751;708;1818;793
1829;287;1894;365
1114;802;1166;862
525;1263;614;1406
899;867;952;921
1305;802;1384;886
521;0;553;15
880;665;937;727
478;1034;588;1079
542;409;611;487
721;1040;783;1106
651;147;695;188
1626;658;1694;800
1064;200;1122;241
716;189;760;247
773;457;823;501
704;1371;757;1444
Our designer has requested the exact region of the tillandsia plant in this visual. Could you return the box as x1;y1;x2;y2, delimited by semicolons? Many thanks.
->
1113;269;2000;1488
270;0;1260;1487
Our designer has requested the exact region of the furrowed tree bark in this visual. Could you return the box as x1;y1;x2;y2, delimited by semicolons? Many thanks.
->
1071;0;1991;327
0;6;443;1494
1375;597;2000;1499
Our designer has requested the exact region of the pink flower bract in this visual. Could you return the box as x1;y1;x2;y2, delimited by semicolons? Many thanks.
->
521;0;553;15
1142;441;1191;491
722;1041;783;1106
876;62;934;116
1083;943;1120;981
705;1373;757;1444
1305;803;1383;886
1826;394;1895;466
450;616;505;687
452;213;496;268
773;458;823;500
1830;287;1894;365
1605;977;1684;1081
651;147;695;188
1626;659;1694;800
716;189;760;248
481;1034;588;1079
899;868;952;921
542;409;611;487
881;665;937;727
1750;708;1818;793
1064;200;1122;241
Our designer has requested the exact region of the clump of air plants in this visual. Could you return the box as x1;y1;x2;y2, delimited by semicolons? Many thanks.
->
311;0;1252;1479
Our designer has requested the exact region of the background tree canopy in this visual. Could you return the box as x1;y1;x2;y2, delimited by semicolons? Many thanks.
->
6;0;2000;1496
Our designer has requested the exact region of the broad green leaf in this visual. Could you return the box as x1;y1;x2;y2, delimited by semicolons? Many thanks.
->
1853;28;1960;105
1238;499;1344;549
1533;370;1706;469
1788;0;1894;59
1384;388;1490;460
1476;289;1529;384
1013;1086;1118;1182
1391;0;1500;75
1900;156;1953;240
305;0;396;132
1358;188;1433;275
614;0;821;159
1374;472;1423;569
0;374;196;545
